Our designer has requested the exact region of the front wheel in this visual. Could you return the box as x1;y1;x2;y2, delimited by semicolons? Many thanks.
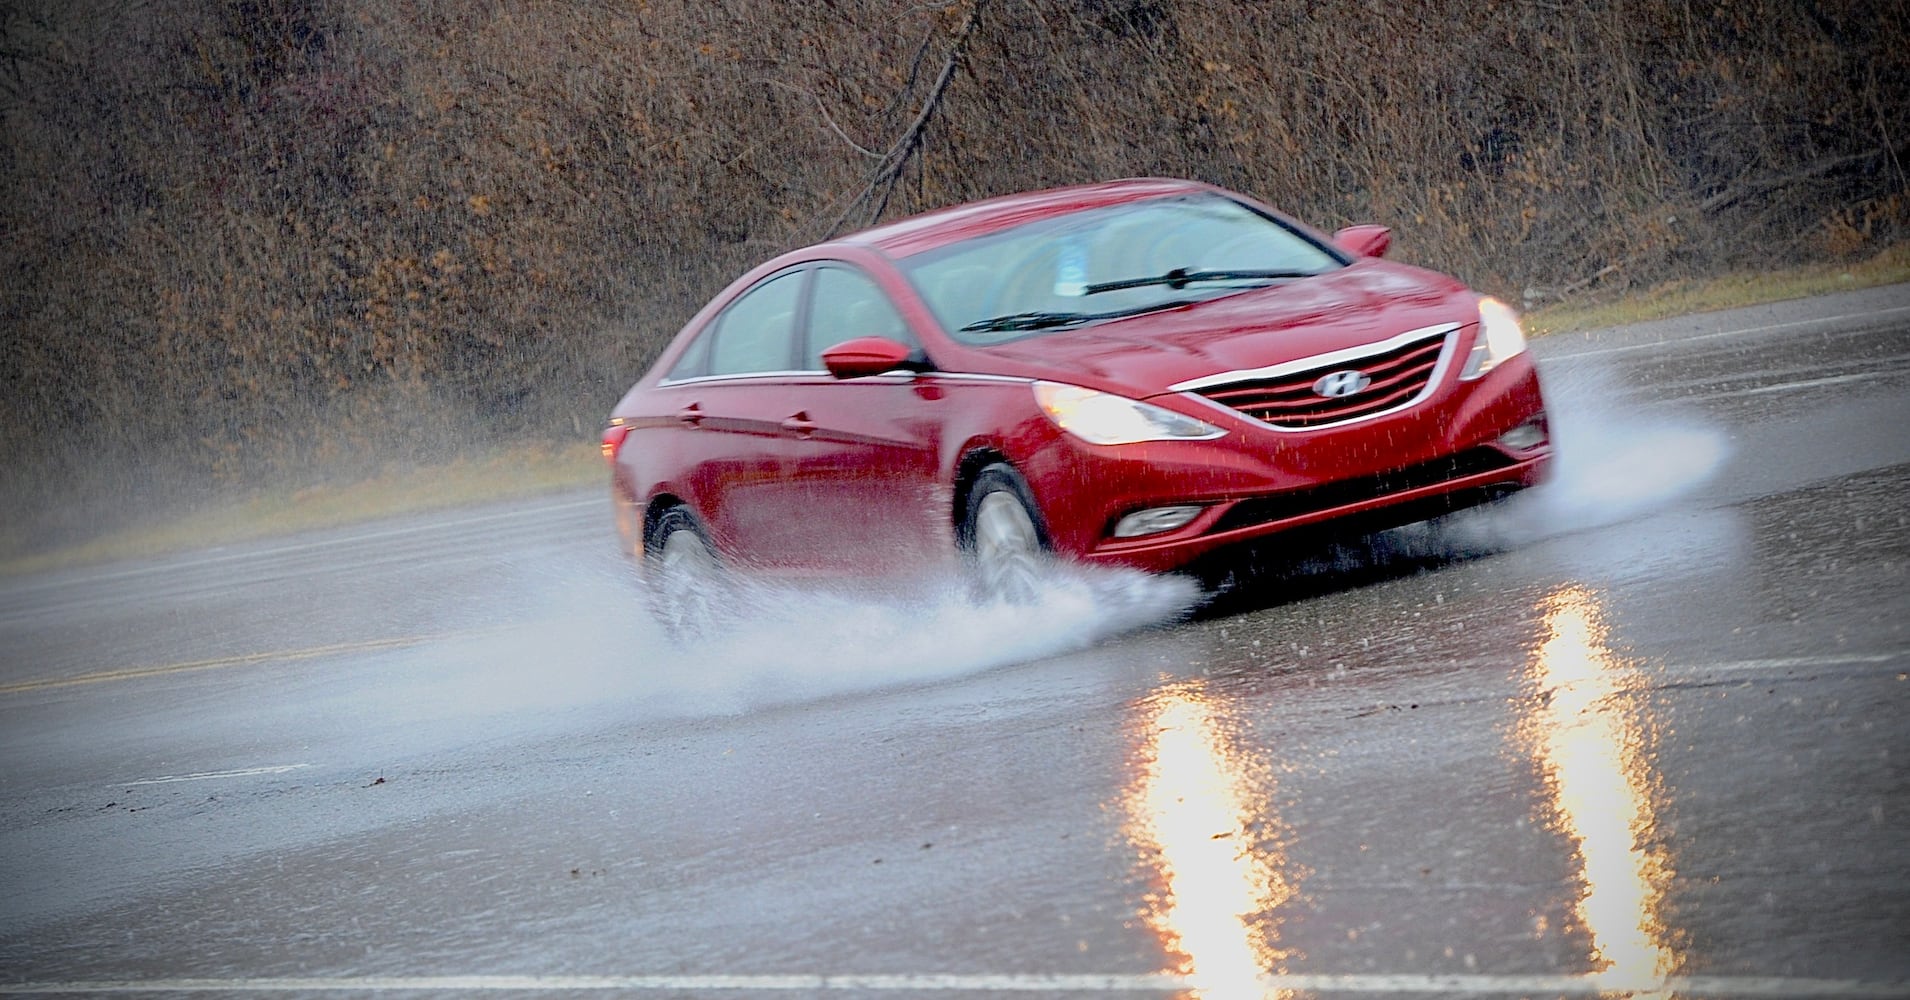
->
958;464;1051;604
644;506;728;638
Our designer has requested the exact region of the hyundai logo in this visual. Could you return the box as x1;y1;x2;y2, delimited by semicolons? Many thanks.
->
1313;369;1372;398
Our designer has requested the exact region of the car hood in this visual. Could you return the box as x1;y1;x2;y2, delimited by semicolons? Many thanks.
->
961;260;1480;398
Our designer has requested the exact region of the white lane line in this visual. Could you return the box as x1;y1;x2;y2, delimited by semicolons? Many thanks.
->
1548;652;1902;697
1;973;1905;995
1448;652;1897;680
1542;303;1910;360
1681;370;1907;403
217;497;605;562
1679;653;1902;674
0;630;479;696
16;497;605;591
122;764;312;787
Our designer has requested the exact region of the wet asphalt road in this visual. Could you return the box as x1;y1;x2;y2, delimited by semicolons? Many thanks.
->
1;285;1907;998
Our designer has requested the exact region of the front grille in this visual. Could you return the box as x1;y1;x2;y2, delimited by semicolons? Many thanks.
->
1209;448;1521;535
1193;328;1450;428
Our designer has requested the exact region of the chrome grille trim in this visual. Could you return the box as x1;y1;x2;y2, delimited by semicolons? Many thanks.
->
1171;322;1460;432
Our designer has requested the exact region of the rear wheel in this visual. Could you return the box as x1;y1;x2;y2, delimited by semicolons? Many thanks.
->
959;464;1050;603
644;506;727;638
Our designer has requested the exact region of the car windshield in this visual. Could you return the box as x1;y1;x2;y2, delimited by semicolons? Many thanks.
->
898;193;1343;343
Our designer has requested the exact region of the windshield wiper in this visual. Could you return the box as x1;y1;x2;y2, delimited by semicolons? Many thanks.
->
1084;267;1320;295
959;311;1092;333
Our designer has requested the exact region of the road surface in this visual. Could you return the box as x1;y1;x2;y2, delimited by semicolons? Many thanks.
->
2;285;1907;998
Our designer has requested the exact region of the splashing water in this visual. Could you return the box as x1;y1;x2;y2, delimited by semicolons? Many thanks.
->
1526;364;1730;524
664;567;1199;708
1401;362;1732;555
410;560;1201;727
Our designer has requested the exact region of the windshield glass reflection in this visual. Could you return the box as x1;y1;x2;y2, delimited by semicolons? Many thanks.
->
1120;681;1299;999
900;193;1338;343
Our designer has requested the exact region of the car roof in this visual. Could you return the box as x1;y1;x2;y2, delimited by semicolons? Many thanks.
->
839;177;1216;258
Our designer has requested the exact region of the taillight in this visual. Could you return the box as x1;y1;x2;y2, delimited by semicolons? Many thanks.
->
600;423;631;464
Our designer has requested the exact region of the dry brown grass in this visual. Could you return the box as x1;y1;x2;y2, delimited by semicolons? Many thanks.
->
1526;242;1910;334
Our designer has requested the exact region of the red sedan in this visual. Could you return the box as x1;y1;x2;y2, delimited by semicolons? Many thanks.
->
603;178;1550;616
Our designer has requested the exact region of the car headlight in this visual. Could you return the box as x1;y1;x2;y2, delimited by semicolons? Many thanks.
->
1032;381;1225;445
1459;297;1527;380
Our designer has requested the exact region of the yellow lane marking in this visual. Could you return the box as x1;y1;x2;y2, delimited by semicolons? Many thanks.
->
0;633;461;696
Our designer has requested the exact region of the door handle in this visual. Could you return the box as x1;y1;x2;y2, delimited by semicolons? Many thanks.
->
780;412;817;434
675;403;703;425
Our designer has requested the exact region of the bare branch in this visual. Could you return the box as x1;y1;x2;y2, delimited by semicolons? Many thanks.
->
1699;145;1905;214
877;21;938;119
767;80;884;160
822;0;989;238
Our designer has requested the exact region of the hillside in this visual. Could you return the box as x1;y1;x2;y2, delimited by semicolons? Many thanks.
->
3;0;1904;523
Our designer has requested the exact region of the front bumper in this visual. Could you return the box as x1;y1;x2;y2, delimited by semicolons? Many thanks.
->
1075;441;1548;573
1022;358;1552;574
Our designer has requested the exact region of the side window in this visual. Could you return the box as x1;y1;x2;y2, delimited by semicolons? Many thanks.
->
665;325;713;380
707;270;805;377
803;265;915;370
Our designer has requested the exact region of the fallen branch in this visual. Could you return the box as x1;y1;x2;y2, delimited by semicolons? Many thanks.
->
1558;262;1622;298
1522;261;1625;307
823;0;989;236
1699;145;1903;214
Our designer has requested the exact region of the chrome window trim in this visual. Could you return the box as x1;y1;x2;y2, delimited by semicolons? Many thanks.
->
919;372;1036;385
657;369;822;387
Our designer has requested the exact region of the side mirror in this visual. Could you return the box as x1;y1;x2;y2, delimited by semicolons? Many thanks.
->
822;336;919;379
1332;224;1392;259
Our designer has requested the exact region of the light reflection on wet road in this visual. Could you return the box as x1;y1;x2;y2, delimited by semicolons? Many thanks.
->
1117;585;1707;999
1123;682;1298;998
1516;586;1677;992
1;286;1906;997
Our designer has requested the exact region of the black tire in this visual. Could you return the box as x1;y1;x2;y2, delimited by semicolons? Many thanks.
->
643;506;727;639
957;464;1051;603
